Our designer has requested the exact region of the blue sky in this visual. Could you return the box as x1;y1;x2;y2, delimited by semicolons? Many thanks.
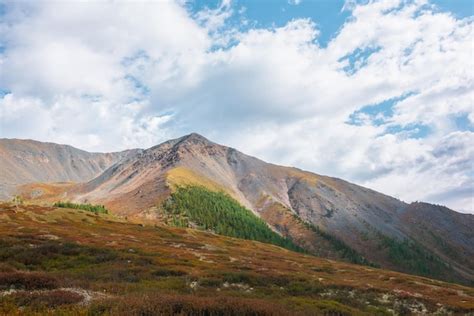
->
188;0;350;46
188;0;473;45
0;0;472;213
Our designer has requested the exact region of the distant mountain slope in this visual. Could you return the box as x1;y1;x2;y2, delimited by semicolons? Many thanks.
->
0;138;136;199
66;133;473;285
5;134;474;285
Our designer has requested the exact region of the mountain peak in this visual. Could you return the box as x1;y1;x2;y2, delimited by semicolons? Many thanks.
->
181;132;210;142
175;132;215;147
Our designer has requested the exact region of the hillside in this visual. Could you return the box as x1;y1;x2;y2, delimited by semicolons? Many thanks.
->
60;133;473;285
0;138;136;199
4;134;474;286
0;202;472;315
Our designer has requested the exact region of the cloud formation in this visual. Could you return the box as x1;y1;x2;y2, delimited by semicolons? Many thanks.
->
0;0;472;213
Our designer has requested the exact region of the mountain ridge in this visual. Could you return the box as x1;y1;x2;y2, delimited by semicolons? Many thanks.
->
0;138;138;200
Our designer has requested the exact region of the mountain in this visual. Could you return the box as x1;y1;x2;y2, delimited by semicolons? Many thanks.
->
0;138;136;199
3;134;473;286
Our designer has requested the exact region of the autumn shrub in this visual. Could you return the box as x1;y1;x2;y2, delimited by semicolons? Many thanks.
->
152;267;188;277
11;289;83;308
0;263;15;273
90;293;293;315
215;271;292;287
220;271;255;284
0;271;58;290
199;277;222;287
286;280;323;296
0;238;119;270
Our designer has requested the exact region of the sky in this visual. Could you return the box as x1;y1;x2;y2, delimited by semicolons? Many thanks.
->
0;0;473;213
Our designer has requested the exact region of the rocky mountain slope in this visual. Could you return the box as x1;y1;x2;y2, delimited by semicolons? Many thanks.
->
3;134;473;285
0;138;135;199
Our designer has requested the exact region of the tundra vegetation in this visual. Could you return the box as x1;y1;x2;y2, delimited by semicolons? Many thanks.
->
0;202;472;315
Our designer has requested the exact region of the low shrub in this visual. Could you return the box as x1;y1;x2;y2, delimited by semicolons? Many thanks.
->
0;239;119;270
90;293;292;315
11;289;83;308
152;267;188;277
220;271;255;284
286;281;323;296
0;271;58;290
216;271;292;287
199;277;222;287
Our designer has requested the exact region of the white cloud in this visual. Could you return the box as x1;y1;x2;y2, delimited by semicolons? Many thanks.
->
288;0;302;5
0;0;472;213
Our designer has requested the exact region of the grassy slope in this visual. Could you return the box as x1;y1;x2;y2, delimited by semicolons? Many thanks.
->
15;170;472;287
0;202;473;315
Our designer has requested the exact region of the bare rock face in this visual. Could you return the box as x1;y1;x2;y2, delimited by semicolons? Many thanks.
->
1;134;473;285
0;138;134;199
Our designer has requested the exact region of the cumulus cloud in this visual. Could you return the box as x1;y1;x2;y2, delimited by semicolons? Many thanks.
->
0;0;472;213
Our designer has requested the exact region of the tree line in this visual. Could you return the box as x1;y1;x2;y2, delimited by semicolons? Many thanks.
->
163;186;302;252
53;201;109;214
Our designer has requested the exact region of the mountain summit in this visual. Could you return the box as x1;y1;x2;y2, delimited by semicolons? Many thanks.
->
2;135;473;286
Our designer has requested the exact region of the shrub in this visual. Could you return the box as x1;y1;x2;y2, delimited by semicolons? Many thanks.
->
0;271;58;290
199;277;222;287
90;293;292;315
0;239;119;270
286;281;323;296
11;289;83;308
152;268;187;277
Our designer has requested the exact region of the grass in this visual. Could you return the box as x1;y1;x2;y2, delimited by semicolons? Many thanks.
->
166;167;233;196
0;202;472;315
